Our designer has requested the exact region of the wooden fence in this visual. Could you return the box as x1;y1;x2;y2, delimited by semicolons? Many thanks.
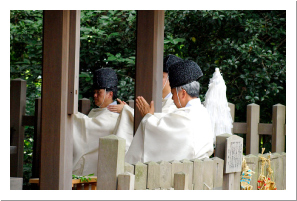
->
10;78;286;190
94;135;286;190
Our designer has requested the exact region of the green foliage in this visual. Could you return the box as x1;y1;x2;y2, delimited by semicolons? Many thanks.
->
164;10;286;124
72;173;95;182
79;10;136;105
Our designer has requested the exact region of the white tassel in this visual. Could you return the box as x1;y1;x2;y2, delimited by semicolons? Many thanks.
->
204;68;233;145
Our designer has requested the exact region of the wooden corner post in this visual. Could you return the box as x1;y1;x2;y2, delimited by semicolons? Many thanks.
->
10;78;27;178
272;104;286;152
40;10;80;190
134;10;164;134
246;103;260;155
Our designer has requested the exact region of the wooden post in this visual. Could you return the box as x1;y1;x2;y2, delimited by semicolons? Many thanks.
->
272;104;286;152
159;161;172;189
146;161;160;190
124;162;135;175
170;160;183;187
40;10;80;190
246;103;260;155
117;172;135;190
212;157;224;190
201;158;214;190
192;158;203;190
10;78;26;178
134;161;148;190
174;172;188;190
181;159;193;190
281;152;286;190
134;10;164;134
32;98;42;179
97;135;125;190
78;98;91;115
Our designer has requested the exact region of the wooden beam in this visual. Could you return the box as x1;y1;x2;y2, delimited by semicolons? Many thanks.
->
134;10;164;133
10;78;26;178
40;10;80;190
233;122;247;134
32;98;42;179
258;123;273;135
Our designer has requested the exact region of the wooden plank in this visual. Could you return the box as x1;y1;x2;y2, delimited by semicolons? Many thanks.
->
246;104;260;155
258;123;273;135
272;104;286;152
212;157;224;190
134;161;148;190
67;10;80;115
78;98;91;115
32;98;41;179
233;122;247;134
146;161;160;190
22;115;35;126
10;78;26;178
159;160;172;189
117;172;135;190
134;10;164;134
10;146;17;155
40;10;73;190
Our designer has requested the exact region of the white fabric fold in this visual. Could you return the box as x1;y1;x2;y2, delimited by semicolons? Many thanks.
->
72;107;119;176
125;98;214;164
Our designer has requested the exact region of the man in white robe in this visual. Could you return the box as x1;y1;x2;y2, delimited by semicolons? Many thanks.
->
73;68;120;176
125;60;214;164
107;55;181;152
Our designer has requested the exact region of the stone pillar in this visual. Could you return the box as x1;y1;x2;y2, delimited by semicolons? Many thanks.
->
117;172;135;190
181;159;194;190
174;172;188;190
134;161;147;190
192;158;203;190
158;161;172;189
124;162;135;175
97;135;125;190
212;157;224;190
146;161;160;190
170;160;183;187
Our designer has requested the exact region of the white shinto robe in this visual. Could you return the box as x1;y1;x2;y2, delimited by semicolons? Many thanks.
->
113;93;177;153
73;101;119;176
125;98;214;164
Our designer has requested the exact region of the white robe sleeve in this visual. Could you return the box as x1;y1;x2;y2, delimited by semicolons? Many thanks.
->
73;109;119;176
125;105;214;164
161;98;177;113
113;105;134;153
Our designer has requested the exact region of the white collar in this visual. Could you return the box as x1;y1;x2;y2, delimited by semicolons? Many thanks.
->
109;101;117;106
164;92;172;99
185;98;201;108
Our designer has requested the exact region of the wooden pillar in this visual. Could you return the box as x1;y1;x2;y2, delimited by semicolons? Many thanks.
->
10;78;26;178
134;10;164;133
272;104;286;152
32;98;41;179
246;103;260;155
40;10;80;190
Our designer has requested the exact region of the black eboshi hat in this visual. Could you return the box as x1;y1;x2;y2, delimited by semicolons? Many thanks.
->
163;54;183;73
93;68;118;89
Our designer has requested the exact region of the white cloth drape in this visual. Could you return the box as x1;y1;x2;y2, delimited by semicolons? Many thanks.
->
125;98;214;164
72;107;119;176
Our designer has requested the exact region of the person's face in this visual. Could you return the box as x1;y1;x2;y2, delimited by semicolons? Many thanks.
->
94;89;110;107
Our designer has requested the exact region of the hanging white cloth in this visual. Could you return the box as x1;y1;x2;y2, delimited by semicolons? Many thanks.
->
204;68;233;145
72;102;119;176
125;98;214;164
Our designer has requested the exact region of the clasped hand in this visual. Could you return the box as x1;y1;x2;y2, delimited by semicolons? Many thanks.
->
136;96;154;117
